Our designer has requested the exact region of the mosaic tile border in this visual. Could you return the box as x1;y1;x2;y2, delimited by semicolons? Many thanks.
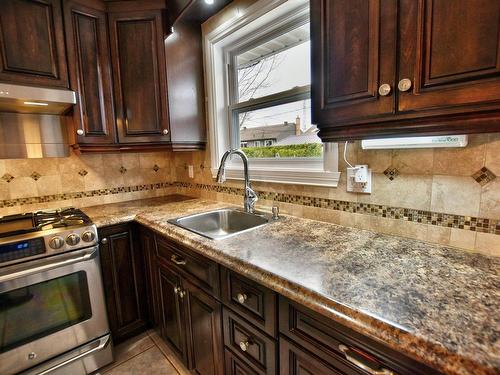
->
0;181;498;236
0;182;177;208
176;182;500;236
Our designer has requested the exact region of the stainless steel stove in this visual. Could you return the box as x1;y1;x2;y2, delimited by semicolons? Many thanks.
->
0;208;113;375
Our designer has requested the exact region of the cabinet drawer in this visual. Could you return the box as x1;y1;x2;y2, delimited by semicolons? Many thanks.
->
279;297;440;375
225;349;264;375
156;237;220;297
221;268;277;337
223;308;276;375
280;336;361;375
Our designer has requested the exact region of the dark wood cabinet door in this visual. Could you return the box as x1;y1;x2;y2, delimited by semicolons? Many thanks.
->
0;0;68;87
108;8;170;143
138;226;160;327
157;263;189;366
99;224;148;343
64;0;116;145
311;0;396;126
398;0;500;115
184;279;224;375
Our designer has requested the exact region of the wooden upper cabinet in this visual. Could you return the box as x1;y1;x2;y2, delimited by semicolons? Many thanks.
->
0;0;68;87
311;0;396;125
108;7;171;144
312;0;500;141
64;0;115;145
398;0;500;114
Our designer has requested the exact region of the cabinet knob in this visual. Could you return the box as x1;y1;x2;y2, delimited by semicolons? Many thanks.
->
174;286;180;294
76;129;85;136
398;78;412;92
101;238;108;245
162;129;169;135
378;83;392;96
236;293;247;304
239;340;250;352
178;290;186;298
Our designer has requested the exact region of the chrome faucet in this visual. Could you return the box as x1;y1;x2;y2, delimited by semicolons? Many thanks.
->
216;149;258;213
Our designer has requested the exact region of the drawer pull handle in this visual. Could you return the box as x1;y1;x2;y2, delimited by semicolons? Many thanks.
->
339;345;394;375
171;254;186;265
239;340;250;352
236;293;247;304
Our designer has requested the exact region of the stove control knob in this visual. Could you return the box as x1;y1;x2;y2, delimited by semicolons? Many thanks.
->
66;234;80;246
81;231;95;242
49;236;65;249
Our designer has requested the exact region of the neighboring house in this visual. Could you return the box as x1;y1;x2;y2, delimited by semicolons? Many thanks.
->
240;116;321;147
275;125;321;146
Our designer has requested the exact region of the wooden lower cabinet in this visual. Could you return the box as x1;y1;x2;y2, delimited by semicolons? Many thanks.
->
130;226;442;375
155;258;223;374
184;279;224;375
157;263;189;365
98;224;148;343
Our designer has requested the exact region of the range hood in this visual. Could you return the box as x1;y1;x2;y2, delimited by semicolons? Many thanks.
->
0;83;76;115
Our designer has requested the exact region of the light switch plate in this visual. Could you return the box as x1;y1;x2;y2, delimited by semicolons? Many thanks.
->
188;165;194;179
347;165;372;193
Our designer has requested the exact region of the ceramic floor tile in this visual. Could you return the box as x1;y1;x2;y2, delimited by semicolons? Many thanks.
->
100;332;155;373
103;346;179;375
147;330;190;375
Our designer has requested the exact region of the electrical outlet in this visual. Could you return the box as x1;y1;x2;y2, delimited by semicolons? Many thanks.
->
188;165;194;179
346;165;371;193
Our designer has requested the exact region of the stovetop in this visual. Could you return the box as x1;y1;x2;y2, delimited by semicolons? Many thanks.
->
0;208;97;266
0;208;92;239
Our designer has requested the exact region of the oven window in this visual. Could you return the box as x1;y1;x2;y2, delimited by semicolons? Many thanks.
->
0;271;92;353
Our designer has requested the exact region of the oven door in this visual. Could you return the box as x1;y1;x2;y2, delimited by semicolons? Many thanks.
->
0;246;110;375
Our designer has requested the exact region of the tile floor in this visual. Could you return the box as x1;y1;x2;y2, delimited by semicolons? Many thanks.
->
95;330;190;375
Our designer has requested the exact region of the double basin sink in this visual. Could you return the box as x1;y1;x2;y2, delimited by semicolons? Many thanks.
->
168;208;269;240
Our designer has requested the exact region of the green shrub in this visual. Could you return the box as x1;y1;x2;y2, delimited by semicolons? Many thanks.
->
241;143;322;158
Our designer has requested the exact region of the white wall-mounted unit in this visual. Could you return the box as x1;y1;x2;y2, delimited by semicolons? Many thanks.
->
361;135;468;150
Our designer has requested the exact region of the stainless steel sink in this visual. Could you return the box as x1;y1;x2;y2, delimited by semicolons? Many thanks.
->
168;208;269;240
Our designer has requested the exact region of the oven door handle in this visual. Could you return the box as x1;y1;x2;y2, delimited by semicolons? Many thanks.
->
0;247;98;283
35;334;111;375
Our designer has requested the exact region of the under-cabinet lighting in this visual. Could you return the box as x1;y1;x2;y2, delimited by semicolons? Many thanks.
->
23;101;49;106
361;135;468;149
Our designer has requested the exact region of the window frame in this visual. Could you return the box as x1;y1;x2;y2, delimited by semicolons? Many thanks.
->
203;0;340;187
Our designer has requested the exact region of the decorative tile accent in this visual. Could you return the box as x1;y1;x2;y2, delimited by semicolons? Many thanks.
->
472;167;496;186
119;166;127;174
78;169;88;177
0;181;498;238
30;172;41;181
153;164;160;172
384;167;399;181
2;173;14;183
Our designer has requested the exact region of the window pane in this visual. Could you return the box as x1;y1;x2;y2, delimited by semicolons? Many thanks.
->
236;23;310;102
238;99;322;158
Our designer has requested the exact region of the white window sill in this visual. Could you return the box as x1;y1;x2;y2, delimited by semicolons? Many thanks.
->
211;166;341;187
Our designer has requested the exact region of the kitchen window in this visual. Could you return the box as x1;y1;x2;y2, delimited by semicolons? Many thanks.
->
204;0;340;187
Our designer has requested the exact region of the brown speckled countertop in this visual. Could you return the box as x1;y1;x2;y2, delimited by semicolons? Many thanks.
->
83;195;500;375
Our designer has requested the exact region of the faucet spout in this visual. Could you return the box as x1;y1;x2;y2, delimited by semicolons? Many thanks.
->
216;149;258;213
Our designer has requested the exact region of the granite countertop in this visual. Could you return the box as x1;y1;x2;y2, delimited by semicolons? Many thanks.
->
83;195;500;375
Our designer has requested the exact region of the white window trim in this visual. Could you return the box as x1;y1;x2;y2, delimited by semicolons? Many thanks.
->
203;0;340;187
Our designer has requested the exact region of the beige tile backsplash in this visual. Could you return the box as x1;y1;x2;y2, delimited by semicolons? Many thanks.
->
0;150;175;214
173;133;500;256
0;132;498;257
